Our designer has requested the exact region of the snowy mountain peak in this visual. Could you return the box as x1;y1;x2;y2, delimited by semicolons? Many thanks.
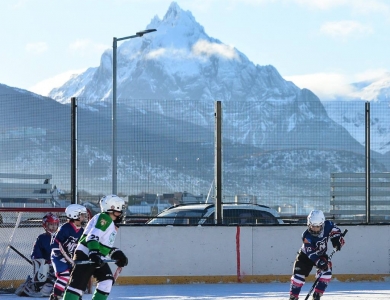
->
163;2;197;26
164;1;183;19
145;2;207;51
351;72;390;102
47;1;351;153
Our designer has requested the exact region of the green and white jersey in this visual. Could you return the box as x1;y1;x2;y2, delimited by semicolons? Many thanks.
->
76;212;118;257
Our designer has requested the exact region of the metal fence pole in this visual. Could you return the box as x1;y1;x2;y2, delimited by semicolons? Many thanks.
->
71;97;78;204
215;101;222;224
365;101;370;223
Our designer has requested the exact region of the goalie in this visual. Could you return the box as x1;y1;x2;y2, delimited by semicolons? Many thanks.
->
15;212;59;297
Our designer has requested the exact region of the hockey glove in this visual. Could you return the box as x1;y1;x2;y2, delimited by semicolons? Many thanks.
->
331;236;345;251
111;249;128;267
316;257;329;271
89;250;103;266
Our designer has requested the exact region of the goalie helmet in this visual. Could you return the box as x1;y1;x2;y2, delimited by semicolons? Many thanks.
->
100;194;126;224
42;212;59;234
307;210;325;237
65;204;88;225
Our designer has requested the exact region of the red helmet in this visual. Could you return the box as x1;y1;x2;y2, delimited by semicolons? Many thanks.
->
42;212;59;233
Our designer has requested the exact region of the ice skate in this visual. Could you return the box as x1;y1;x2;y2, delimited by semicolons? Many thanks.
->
50;293;60;300
312;291;322;300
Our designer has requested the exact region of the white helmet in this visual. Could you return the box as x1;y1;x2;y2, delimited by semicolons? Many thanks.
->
100;195;126;224
307;210;325;237
65;204;88;221
100;194;125;213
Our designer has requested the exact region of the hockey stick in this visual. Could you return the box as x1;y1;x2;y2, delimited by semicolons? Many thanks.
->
58;242;75;266
58;243;93;294
74;259;117;265
113;266;123;281
304;229;348;300
9;245;56;282
9;245;33;265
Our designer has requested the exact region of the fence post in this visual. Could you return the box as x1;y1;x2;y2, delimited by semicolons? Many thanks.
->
71;97;78;204
365;101;370;223
215;101;222;225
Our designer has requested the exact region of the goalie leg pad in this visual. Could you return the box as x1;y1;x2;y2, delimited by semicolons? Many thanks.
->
21;281;42;297
33;258;50;282
14;275;32;296
40;282;54;296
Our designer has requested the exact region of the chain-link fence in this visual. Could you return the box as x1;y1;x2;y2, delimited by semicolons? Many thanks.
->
0;95;389;222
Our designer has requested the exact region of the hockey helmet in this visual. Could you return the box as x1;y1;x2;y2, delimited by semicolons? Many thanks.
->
65;204;88;225
307;210;325;237
42;212;59;233
100;194;126;224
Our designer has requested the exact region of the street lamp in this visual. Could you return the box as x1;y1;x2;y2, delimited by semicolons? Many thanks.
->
112;29;157;195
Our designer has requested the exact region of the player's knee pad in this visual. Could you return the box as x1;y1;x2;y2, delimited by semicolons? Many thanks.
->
96;279;113;294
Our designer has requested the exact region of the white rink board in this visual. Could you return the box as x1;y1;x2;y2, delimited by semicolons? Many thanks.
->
1;225;389;281
115;225;390;277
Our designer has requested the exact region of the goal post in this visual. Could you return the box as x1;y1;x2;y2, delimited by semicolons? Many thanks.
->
0;207;92;294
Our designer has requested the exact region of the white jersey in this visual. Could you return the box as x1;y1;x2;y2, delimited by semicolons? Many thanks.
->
76;212;118;257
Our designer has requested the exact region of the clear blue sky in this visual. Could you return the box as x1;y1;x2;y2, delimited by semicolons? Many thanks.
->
1;0;389;100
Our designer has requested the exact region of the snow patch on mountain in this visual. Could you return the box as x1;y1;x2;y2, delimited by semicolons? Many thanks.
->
323;73;390;154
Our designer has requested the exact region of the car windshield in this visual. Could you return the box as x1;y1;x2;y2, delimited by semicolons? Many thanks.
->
147;209;205;225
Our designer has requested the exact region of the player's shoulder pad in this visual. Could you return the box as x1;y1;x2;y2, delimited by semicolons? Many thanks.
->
302;229;311;242
95;212;113;230
323;220;335;231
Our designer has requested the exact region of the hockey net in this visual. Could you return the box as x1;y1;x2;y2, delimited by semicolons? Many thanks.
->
0;207;75;293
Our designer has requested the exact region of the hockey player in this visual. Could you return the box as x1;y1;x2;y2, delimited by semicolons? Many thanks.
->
289;210;345;300
62;195;128;300
15;212;59;297
50;204;89;300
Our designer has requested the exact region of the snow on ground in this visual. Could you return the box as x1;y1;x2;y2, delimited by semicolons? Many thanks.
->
1;281;390;300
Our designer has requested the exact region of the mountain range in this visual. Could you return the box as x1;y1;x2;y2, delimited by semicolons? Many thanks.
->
0;2;389;210
323;73;390;155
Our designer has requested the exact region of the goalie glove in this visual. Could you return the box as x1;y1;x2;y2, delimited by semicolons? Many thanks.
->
111;248;128;267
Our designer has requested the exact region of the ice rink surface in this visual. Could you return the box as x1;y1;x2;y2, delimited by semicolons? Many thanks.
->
1;281;390;300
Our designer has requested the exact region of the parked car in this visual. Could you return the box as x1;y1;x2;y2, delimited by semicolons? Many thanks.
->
146;203;283;225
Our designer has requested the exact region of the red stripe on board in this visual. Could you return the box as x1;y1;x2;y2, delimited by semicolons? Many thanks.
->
236;226;241;282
